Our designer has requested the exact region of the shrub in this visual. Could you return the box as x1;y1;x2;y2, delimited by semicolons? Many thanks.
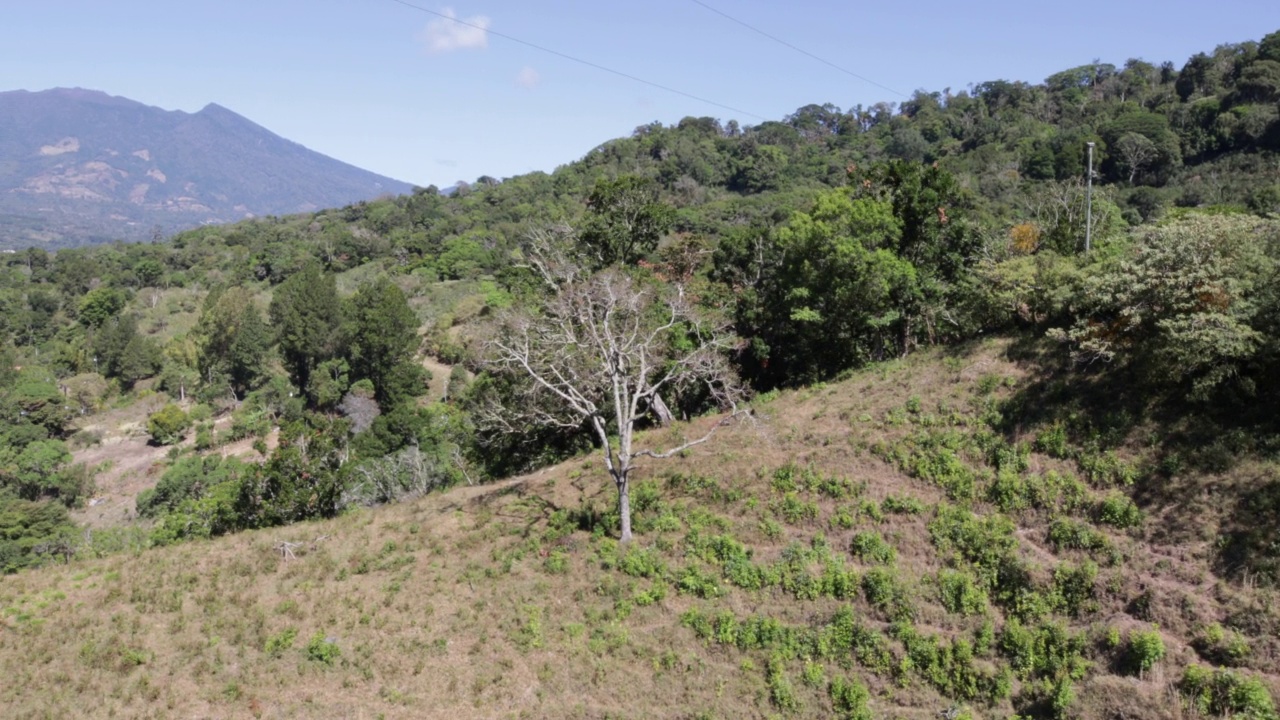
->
862;568;914;621
1025;471;1088;514
1126;627;1165;677
767;654;800;712
911;445;977;501
774;492;819;524
988;469;1029;512
1078;451;1138;486
850;531;896;565
146;404;190;446
0;495;78;573
1179;665;1277;718
305;633;341;665
1051;561;1098;617
937;569;988;615
1095;493;1143;529
543;549;569;574
1050;676;1076;720
1035;423;1071;459
264;627;298;658
136;455;243;519
928;505;1018;590
616;546;666;579
1047;517;1111;556
676;566;723;598
1193;623;1252;667
771;463;800;493
194;426;215;451
802;659;826;688
1000;621;1090;690
829;675;873;720
881;495;924;514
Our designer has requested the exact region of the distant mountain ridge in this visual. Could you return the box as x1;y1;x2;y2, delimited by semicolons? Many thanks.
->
0;88;416;248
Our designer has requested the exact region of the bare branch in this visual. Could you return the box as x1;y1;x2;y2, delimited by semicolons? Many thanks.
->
479;229;752;541
634;408;751;460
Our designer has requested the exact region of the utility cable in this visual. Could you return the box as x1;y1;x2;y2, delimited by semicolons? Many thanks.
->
384;0;768;120
687;0;906;98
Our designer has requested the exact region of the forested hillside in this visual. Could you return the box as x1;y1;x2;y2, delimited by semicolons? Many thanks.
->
2;28;1280;719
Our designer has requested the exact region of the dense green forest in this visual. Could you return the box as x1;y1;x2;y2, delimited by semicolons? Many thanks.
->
2;28;1280;719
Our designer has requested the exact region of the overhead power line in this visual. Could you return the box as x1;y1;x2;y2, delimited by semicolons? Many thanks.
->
384;0;767;120
687;0;907;99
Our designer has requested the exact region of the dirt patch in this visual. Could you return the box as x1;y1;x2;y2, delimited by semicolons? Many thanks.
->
70;434;168;528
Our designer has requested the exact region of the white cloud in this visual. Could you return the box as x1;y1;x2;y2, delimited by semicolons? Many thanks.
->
417;7;489;55
515;66;540;89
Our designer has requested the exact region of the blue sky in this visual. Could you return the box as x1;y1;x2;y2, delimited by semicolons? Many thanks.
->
3;1;1278;188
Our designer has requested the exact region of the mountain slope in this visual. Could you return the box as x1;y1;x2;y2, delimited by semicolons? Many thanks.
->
3;340;1277;719
0;88;415;248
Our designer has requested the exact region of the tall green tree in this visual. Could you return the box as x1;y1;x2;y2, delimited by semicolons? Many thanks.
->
727;161;978;387
735;192;914;385
578;175;675;267
344;277;422;406
269;263;342;401
195;287;272;400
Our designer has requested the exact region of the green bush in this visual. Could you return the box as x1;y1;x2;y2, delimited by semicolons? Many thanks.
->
829;675;873;720
1047;517;1112;557
0;494;79;573
881;494;924;514
774;492;819;524
1193;623;1252;667
937;569;989;615
1095;493;1143;529
543;549;569;574
999;620;1089;683
676;566;723;598
988;469;1029;512
1024;471;1088;514
1179;665;1277;719
1051;561;1098;617
1034;423;1072;459
928;504;1019;590
861;567;914;621
146;403;190;446
1126;627;1165;676
850;531;896;565
910;445;977;501
193;425;215;451
136;455;243;518
264;627;298;658
616;547;666;578
304;632;341;665
801;659;826;687
1077;451;1138;486
767;653;800;712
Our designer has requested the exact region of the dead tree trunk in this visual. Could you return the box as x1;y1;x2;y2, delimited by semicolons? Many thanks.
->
651;393;675;426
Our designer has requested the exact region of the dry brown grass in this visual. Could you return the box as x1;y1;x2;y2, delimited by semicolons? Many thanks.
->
5;338;1280;719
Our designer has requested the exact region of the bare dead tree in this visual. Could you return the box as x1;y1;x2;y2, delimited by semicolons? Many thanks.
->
480;229;749;542
341;445;453;507
1115;132;1158;185
1020;178;1113;250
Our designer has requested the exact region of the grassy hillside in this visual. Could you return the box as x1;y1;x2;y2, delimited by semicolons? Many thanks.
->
4;339;1277;719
